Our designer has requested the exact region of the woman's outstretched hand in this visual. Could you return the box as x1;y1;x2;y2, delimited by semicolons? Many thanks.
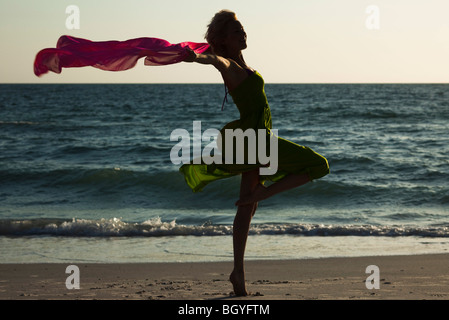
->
184;48;197;63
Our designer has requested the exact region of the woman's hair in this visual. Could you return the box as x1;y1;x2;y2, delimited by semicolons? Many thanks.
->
205;10;237;57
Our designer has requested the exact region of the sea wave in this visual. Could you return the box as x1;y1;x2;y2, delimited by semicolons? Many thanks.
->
1;217;448;238
1;166;444;196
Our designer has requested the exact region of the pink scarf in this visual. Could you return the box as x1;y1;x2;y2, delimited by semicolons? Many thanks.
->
34;35;210;77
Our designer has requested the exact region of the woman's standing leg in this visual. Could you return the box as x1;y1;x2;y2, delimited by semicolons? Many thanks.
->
230;169;259;296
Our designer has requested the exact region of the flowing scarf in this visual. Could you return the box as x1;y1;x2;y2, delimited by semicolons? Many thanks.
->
34;35;210;77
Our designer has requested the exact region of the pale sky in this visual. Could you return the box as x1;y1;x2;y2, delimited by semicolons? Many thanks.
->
1;0;448;83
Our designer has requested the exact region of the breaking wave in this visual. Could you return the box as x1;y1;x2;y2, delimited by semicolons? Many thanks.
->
1;217;448;238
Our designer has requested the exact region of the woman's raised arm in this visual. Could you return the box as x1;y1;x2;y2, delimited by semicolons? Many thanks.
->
184;48;250;92
184;48;231;73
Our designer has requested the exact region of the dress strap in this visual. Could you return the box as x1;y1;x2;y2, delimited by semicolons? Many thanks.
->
221;83;228;111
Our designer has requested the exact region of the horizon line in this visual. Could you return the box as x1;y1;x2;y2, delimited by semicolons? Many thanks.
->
2;82;448;85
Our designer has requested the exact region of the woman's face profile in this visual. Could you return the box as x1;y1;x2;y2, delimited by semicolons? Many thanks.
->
223;20;247;52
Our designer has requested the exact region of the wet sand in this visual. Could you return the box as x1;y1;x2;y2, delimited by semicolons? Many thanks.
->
1;254;449;300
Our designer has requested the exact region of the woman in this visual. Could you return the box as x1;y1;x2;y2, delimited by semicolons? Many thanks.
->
182;10;329;296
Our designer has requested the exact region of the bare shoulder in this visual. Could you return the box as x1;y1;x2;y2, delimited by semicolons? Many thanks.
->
193;53;251;91
219;59;250;91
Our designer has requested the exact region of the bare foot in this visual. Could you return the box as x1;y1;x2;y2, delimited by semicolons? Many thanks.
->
230;270;248;296
235;183;267;206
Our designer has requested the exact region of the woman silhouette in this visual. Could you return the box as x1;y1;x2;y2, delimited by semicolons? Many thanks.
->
182;10;329;296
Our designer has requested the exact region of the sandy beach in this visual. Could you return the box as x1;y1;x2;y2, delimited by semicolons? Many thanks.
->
1;253;449;300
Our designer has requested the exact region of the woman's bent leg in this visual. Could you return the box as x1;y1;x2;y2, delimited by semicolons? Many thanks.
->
235;173;310;206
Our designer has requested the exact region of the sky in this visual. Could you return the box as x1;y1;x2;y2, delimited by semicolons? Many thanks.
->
0;0;448;83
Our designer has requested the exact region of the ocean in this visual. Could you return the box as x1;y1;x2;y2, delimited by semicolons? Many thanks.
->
1;83;448;263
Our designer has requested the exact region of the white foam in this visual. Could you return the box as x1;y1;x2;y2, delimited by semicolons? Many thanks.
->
1;217;449;238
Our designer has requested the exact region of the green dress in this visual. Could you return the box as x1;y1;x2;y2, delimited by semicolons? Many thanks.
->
179;71;329;192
